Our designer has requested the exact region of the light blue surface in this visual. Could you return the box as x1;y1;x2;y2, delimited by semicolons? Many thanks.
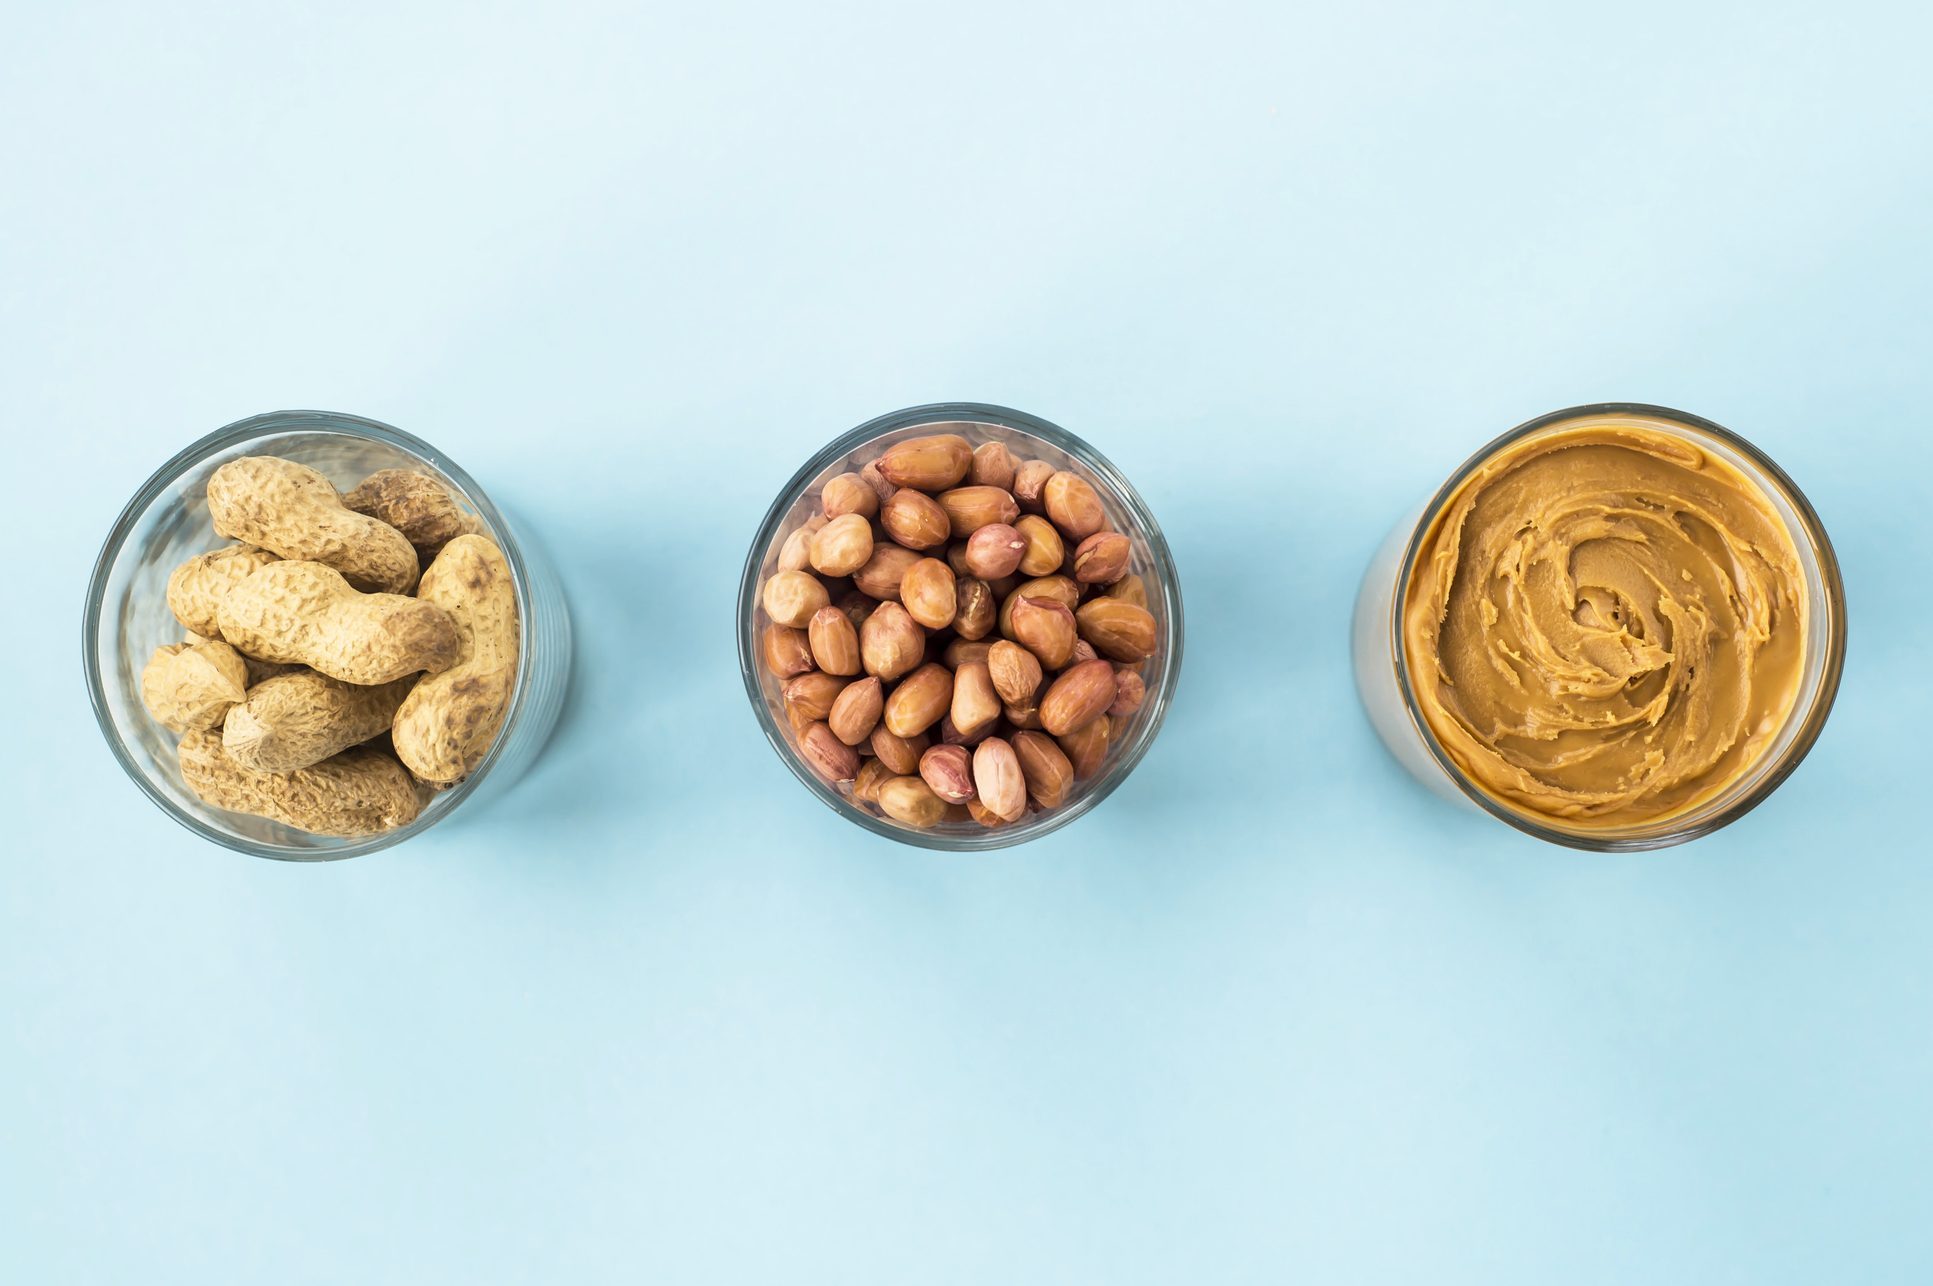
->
4;2;1931;1281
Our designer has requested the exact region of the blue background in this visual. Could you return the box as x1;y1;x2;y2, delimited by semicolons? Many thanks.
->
5;2;1931;1281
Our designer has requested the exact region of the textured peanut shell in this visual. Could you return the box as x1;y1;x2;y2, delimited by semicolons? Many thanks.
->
166;544;281;639
223;670;416;773
343;469;482;562
178;730;421;836
219;560;460;685
207;456;419;594
390;534;520;784
141;641;249;733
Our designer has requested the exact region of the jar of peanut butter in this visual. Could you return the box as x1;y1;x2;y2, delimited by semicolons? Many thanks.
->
1353;404;1846;849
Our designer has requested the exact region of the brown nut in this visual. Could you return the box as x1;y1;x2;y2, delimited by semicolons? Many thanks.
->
987;639;1044;705
763;623;815;677
783;670;848;721
1076;598;1158;663
970;440;1018;490
966;797;1009;828
1039;658;1117;736
763;569;831;628
1058;714;1111;779
853;756;894;804
964;523;1027;579
883;662;953;738
1012;515;1065;578
944;541;974;576
809;513;875;577
1013;459;1055;512
1073;531;1132;585
997;575;1081;634
900;557;958;630
938;712;994;748
822;472;880;520
950;660;1001;739
808;606;862;676
1043;471;1107;540
1105;573;1149;610
919;743;977;804
880;488;952;550
859;460;896;505
942;638;995;669
1070;639;1099;666
937;485;1020;537
853;544;922;600
1011;731;1075;810
1004;700;1044;730
972;737;1027;822
876;775;947;828
1110;668;1147;717
877;434;973;491
799;721;861;782
835;590;876;630
777;525;815;573
1007;596;1077;670
954;578;996;641
828;676;884;746
870;726;929;775
859;601;924;680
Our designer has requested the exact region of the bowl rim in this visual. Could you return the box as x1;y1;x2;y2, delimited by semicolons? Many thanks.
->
1384;401;1848;851
736;401;1185;850
82;408;542;861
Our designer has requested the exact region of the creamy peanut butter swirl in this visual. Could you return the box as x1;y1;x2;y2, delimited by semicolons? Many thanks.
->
1401;419;1808;828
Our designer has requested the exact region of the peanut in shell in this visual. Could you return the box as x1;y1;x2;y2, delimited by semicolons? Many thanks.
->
166;544;280;639
207;456;418;595
218;560;458;686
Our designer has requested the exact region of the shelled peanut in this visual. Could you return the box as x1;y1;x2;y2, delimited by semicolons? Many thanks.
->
137;456;520;837
756;431;1161;832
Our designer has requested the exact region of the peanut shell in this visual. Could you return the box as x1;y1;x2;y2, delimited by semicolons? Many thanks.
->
166;544;280;639
207;456;419;594
391;534;520;784
342;469;481;563
223;670;415;773
179;730;421;836
218;561;459;686
140;640;249;734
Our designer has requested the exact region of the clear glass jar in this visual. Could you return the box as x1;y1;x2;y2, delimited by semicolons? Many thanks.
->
83;409;573;860
1353;403;1846;851
738;402;1184;850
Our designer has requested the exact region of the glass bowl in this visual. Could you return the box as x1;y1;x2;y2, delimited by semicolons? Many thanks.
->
84;409;573;860
737;402;1184;850
1352;402;1846;850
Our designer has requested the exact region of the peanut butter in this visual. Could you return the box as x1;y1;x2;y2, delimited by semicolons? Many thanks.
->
1401;417;1808;828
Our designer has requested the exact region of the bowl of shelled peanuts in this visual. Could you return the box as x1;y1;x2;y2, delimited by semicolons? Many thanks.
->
738;402;1183;849
84;409;572;859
